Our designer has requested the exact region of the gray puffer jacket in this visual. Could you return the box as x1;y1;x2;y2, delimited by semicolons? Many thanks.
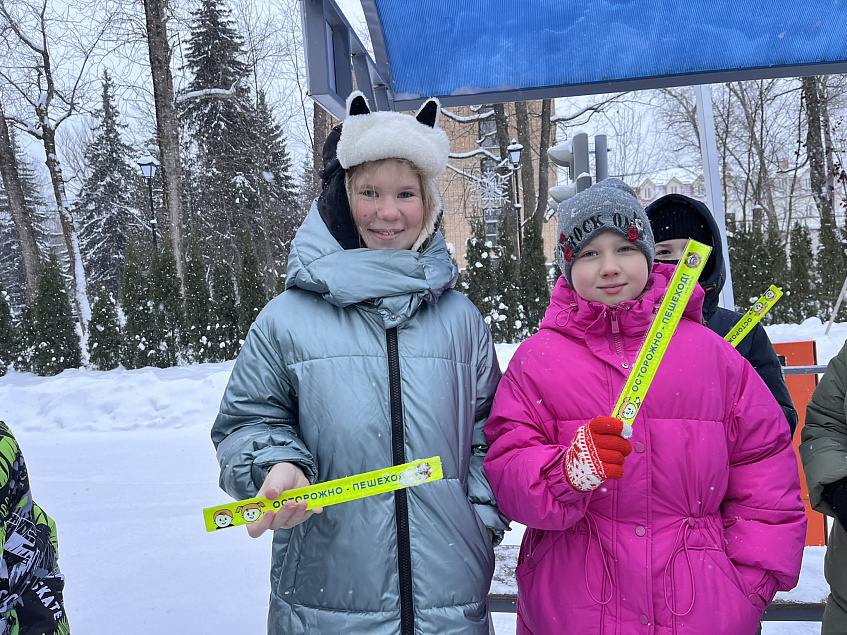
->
212;205;508;634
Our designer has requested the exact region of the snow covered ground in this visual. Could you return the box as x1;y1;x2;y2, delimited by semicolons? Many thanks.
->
1;317;843;634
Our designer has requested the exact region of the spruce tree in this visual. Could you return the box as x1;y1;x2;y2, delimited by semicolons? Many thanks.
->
0;280;16;375
237;227;267;339
88;285;122;370
491;218;524;343
727;222;758;312
121;239;154;369
183;234;212;363
182;0;257;258
148;242;184;367
13;304;36;373
758;227;788;325
209;251;240;361
519;219;550;335
785;222;817;323
74;70;142;297
818;217;847;321
250;91;298;285
461;218;497;320
31;253;82;376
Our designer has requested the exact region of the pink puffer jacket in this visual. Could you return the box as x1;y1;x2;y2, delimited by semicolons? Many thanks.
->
484;265;806;635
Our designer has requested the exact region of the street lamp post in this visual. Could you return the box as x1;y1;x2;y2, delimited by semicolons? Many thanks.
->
137;155;160;251
507;139;523;257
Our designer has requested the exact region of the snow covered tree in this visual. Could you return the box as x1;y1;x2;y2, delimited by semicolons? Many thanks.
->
250;91;298;289
209;251;240;361
87;286;122;371
490;219;524;343
32;252;82;376
0;280;16;375
121;240;154;369
519;218;550;335
817;217;847;321
182;234;212;363
784;222;817;323
14;304;35;373
461;218;497;318
181;0;257;259
148;243;184;367
237;227;267;338
75;70;144;298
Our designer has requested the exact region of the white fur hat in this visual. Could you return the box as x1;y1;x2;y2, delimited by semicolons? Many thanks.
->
336;92;449;178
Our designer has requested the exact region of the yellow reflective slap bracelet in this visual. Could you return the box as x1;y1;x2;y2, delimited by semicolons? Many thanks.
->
612;239;711;428
203;456;443;532
723;285;783;348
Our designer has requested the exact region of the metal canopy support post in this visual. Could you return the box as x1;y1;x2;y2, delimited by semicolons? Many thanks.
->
695;83;735;310
300;0;392;119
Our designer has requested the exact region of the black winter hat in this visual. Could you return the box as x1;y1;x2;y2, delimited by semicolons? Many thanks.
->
647;196;714;247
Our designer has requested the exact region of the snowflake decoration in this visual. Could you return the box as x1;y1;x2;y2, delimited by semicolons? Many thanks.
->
473;170;510;210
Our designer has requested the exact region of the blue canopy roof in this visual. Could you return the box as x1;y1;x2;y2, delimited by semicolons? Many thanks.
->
302;0;847;117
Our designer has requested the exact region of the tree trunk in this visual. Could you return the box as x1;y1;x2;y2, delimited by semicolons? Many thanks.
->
802;76;833;224
143;0;184;280
534;100;553;228
41;125;90;331
313;103;332;194
492;103;519;254
514;102;537;228
820;80;837;214
0;99;40;303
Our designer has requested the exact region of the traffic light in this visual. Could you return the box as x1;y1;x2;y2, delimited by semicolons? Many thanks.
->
547;131;610;215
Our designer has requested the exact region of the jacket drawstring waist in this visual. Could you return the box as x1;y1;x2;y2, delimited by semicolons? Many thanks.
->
664;516;700;629
583;511;613;606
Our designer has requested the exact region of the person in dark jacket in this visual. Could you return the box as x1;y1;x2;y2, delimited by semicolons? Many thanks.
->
645;194;798;435
800;341;847;634
211;92;508;634
0;422;69;635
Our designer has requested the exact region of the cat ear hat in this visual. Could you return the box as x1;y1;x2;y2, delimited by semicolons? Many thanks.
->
317;91;449;252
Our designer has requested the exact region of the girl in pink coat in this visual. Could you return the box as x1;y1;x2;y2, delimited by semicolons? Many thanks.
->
483;178;806;634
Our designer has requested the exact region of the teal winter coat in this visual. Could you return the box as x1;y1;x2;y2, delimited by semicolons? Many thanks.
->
212;205;508;634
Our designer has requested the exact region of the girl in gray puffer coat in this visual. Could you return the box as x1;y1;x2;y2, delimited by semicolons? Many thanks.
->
211;91;509;635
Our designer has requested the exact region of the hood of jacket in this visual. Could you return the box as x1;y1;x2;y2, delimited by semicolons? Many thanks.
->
285;202;458;326
645;194;726;320
539;263;705;343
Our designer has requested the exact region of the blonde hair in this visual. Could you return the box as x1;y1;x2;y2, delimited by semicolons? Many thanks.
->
346;158;442;251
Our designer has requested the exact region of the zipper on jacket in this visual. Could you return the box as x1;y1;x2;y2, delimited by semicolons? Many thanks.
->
609;308;626;363
386;326;414;635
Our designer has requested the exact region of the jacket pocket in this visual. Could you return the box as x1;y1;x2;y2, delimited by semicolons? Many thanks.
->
678;548;764;632
274;523;310;602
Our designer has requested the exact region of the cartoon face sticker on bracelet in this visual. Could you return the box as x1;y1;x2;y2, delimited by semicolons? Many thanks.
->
236;501;266;523
213;509;234;529
618;396;641;421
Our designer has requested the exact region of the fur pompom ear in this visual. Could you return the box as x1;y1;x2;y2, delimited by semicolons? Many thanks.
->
415;99;440;128
347;91;371;117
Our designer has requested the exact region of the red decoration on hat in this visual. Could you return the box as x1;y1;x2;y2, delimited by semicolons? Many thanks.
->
564;244;573;262
627;226;639;242
559;232;566;244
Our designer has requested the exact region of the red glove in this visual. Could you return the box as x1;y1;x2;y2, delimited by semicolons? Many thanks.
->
564;416;633;492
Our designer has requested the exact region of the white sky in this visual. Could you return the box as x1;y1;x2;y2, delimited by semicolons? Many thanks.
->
0;318;842;633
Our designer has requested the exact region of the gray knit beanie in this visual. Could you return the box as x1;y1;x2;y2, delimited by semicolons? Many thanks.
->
555;178;655;286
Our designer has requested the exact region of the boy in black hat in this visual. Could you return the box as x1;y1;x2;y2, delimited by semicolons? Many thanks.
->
645;194;798;435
